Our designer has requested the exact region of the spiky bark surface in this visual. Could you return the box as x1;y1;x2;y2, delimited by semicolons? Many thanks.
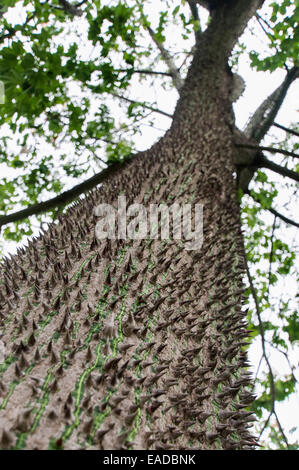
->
0;0;262;451
0;132;256;450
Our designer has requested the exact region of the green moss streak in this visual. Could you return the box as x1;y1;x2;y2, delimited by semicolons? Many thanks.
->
0;364;35;410
0;354;17;377
14;369;54;449
61;341;105;443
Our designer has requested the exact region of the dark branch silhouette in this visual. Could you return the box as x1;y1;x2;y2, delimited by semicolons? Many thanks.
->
0;159;132;229
236;143;299;159
245;191;299;228
109;92;173;118
244;66;298;142
273;122;299;138
144;24;184;91
244;253;289;448
258;155;299;183
115;68;173;77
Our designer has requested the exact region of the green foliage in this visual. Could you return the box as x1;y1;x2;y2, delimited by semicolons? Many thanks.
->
250;0;299;71
242;142;298;447
252;374;296;417
0;1;146;240
283;312;299;344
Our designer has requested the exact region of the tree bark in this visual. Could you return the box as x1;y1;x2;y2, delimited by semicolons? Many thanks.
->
0;0;262;450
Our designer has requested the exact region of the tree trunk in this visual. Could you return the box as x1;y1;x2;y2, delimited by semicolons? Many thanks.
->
0;0;262;451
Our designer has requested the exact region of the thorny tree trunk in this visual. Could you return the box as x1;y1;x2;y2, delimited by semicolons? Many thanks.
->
0;0;263;450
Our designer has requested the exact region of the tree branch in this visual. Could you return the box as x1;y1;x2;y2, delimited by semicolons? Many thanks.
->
145;25;184;91
267;215;276;299
196;0;224;11
273;122;299;138
74;0;89;6
0;11;36;43
115;68;172;77
109;92;173;118
171;0;266;128
255;13;289;73
245;191;299;228
199;0;266;62
274;410;290;448
243;251;276;444
268;207;299;228
187;0;201;42
244;66;299;142
265;339;298;383
56;0;83;16
0;159;131;229
257;155;299;183
236;143;299;159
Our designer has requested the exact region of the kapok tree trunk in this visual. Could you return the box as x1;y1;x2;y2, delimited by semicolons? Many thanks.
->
0;0;263;450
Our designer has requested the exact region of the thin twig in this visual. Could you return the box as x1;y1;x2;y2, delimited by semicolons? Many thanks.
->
268;207;299;228
274;410;290;447
236;143;299;159
267;215;276;299
244;257;276;440
109;92;173;118
115;68;172;77
245;191;299;228
0;11;36;43
265;339;297;383
134;0;184;93
254;355;264;384
258;155;299;183
273;122;299;138
255;13;288;73
145;24;184;91
0;159;132;229
245;256;290;448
